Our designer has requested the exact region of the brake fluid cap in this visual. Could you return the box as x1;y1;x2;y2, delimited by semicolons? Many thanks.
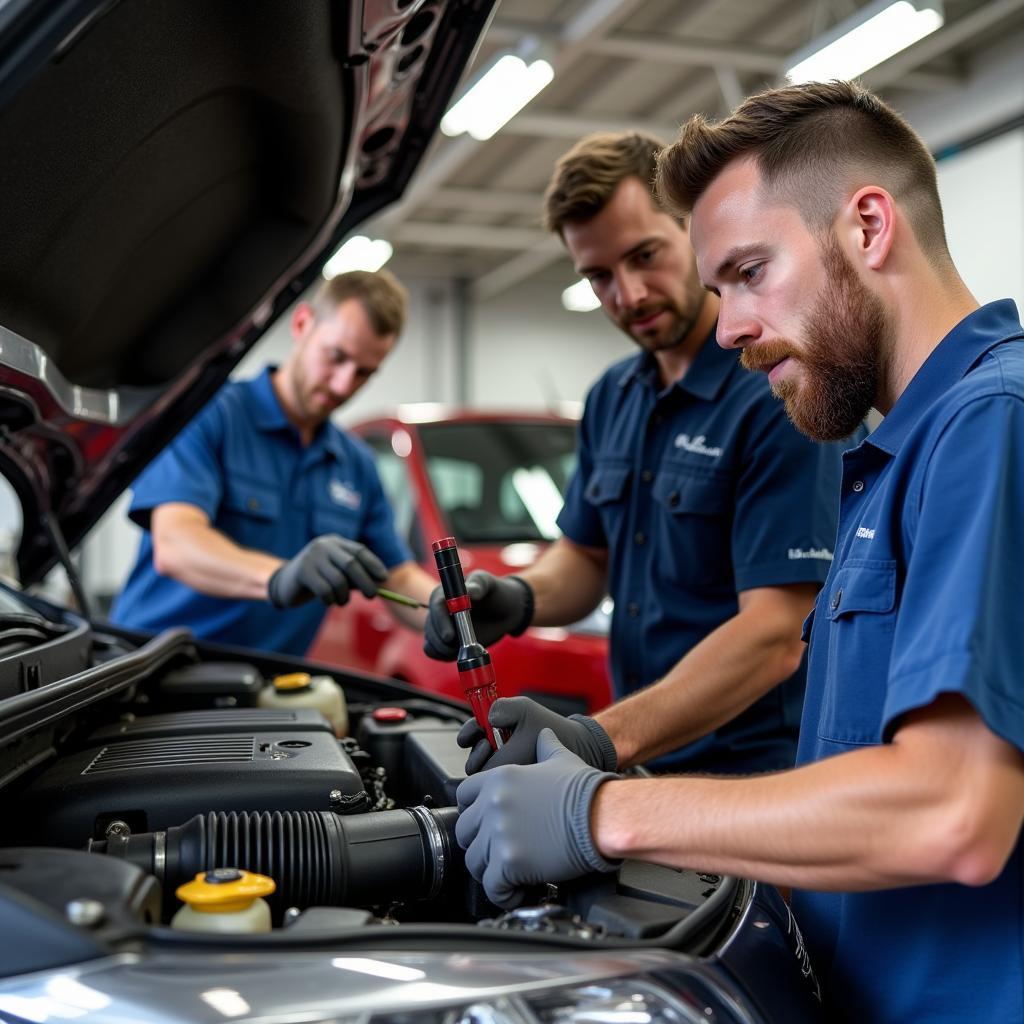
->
176;869;276;913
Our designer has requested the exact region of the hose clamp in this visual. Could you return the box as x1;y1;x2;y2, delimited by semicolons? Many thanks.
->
409;805;446;900
153;830;166;881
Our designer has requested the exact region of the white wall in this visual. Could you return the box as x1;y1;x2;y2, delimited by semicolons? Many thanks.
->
936;129;1024;309
470;275;630;409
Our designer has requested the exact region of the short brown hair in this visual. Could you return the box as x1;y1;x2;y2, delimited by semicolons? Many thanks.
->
313;268;408;337
544;131;666;236
656;80;950;263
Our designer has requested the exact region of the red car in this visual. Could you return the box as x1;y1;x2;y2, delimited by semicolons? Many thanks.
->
308;409;613;715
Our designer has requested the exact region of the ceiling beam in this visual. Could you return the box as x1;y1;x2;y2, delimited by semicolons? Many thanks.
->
506;110;679;141
429;187;543;217
864;0;1024;91
472;239;565;300
393;222;548;250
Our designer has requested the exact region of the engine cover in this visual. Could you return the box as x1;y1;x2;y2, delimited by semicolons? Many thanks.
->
22;729;362;844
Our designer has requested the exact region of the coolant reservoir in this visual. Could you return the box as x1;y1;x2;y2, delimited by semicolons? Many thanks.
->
257;672;348;736
171;868;275;933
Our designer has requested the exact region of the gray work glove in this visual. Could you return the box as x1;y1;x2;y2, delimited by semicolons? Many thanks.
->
455;728;620;909
267;535;387;608
457;696;618;775
423;571;534;660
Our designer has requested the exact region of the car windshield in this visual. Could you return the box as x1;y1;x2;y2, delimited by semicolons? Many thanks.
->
418;422;578;544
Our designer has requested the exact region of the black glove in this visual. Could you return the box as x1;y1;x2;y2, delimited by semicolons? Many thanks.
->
423;571;534;660
457;696;618;775
456;729;620;909
267;535;387;608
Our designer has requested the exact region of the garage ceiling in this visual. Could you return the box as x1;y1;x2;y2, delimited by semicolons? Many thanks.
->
370;0;1024;297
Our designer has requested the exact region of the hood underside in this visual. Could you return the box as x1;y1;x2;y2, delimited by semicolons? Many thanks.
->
0;0;496;582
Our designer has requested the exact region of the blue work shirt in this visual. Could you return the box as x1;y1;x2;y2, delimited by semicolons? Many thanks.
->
558;330;848;773
110;367;411;655
792;300;1024;1023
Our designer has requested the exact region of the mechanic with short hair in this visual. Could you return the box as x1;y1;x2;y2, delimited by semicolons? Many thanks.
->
112;269;434;654
427;131;853;776
456;82;1024;1023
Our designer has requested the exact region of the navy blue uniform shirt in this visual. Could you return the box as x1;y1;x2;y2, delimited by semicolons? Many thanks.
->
792;300;1024;1023
557;330;848;773
111;367;411;655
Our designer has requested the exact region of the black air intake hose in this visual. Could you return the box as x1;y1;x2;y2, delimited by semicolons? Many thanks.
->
91;806;459;917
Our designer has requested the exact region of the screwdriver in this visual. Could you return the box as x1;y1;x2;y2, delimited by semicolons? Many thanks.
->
377;588;428;609
431;536;504;750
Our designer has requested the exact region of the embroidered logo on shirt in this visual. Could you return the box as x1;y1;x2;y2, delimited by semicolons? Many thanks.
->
329;479;361;510
855;526;876;540
674;433;723;458
788;547;833;561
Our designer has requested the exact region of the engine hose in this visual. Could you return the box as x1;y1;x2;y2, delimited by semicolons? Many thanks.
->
91;805;460;917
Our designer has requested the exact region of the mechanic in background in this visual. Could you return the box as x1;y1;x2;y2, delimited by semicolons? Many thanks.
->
457;82;1024;1024
427;131;854;777
111;269;434;655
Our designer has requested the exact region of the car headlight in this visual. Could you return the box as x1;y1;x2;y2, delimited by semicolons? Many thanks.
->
453;979;710;1024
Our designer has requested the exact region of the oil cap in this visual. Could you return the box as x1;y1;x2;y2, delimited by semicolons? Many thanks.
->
176;869;276;913
271;672;312;692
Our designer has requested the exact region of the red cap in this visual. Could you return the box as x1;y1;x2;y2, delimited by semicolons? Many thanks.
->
431;537;457;552
372;707;409;723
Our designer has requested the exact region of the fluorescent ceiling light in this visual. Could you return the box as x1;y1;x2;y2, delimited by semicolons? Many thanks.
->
786;0;943;84
322;235;393;278
561;279;601;313
441;55;554;141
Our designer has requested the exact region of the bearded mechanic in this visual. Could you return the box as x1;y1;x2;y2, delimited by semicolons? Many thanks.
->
112;269;435;654
456;82;1024;1024
427;131;851;777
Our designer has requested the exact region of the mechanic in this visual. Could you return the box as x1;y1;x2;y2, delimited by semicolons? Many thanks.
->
111;269;434;655
427;131;852;777
456;82;1024;1024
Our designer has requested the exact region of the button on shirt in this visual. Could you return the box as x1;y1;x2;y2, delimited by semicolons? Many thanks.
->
110;368;411;655
557;330;849;773
792;301;1024;1023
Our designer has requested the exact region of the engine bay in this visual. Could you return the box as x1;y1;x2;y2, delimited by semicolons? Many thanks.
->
0;594;741;966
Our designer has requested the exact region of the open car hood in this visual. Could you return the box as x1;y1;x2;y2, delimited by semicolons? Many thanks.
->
0;0;496;583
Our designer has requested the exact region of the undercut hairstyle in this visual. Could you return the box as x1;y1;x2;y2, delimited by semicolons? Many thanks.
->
655;80;951;268
312;268;408;338
543;131;666;236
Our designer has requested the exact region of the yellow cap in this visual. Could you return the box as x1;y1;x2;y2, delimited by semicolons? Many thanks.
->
271;672;312;692
175;868;276;913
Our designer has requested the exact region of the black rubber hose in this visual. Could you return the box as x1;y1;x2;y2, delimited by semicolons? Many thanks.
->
92;806;460;917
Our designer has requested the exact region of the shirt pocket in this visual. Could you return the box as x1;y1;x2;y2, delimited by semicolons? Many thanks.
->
652;468;733;589
818;558;897;745
583;462;632;552
218;477;283;549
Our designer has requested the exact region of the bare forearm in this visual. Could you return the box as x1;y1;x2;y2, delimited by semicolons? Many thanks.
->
597;586;814;767
153;514;280;601
383;561;436;629
518;538;608;626
593;698;1024;891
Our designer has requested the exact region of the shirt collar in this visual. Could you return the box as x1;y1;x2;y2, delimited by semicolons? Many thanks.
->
868;300;1024;456
245;366;346;460
617;324;734;401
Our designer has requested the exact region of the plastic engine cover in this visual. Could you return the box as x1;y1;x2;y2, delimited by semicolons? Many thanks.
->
21;729;362;844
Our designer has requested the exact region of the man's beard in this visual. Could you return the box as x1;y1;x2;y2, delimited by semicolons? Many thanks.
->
740;236;889;441
619;267;706;354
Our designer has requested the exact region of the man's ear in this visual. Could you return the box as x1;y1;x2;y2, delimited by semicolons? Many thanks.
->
291;301;316;342
842;186;896;272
